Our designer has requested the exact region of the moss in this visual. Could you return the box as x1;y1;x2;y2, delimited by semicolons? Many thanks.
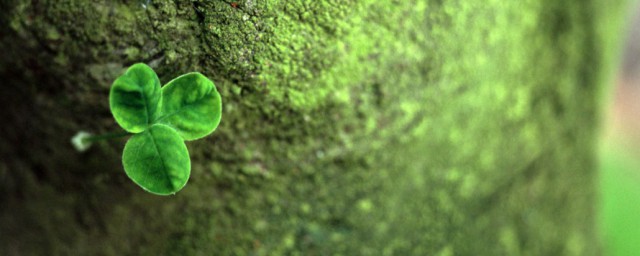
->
0;0;630;255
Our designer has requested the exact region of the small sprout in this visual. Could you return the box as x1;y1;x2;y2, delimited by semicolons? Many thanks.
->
110;63;222;195
71;131;93;152
78;63;222;195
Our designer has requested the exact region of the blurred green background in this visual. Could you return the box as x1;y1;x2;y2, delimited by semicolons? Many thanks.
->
600;2;640;255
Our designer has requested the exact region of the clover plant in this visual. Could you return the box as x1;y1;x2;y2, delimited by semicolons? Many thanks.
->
77;63;222;195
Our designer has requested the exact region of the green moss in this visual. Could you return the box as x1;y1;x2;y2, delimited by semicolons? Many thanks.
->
0;0;630;255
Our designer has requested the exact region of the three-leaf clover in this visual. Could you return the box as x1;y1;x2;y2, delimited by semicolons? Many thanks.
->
109;63;222;195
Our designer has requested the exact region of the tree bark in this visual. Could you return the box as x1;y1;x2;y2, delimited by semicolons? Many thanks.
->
0;0;628;255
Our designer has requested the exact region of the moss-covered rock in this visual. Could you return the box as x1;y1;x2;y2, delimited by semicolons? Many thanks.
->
0;0;629;255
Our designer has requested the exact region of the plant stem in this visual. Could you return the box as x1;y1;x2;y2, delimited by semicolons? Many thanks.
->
82;131;132;143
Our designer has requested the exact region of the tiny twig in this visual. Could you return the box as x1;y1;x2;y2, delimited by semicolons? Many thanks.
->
82;131;132;143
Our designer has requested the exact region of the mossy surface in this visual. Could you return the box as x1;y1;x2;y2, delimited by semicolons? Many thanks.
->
0;0;629;255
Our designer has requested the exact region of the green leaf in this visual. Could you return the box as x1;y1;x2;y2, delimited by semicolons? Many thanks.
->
109;63;162;133
156;72;222;140
122;124;190;195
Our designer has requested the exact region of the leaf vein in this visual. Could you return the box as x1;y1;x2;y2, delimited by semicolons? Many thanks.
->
148;129;173;191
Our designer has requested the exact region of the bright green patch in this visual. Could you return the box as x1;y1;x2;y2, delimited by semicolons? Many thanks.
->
600;149;640;256
109;63;222;195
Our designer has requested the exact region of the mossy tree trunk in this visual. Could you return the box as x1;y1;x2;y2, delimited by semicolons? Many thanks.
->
0;0;629;255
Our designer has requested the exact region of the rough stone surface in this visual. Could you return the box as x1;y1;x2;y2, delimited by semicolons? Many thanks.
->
0;0;629;255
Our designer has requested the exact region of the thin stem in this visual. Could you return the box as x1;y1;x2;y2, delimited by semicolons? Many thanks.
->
82;131;132;143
